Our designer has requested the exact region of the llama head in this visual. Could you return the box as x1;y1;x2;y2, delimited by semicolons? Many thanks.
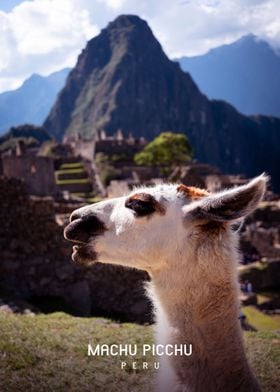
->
64;174;267;272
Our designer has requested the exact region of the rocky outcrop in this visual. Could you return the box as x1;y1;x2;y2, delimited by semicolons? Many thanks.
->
44;15;280;191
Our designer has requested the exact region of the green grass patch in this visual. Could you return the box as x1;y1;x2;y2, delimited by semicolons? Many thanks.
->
243;306;280;331
0;313;153;391
0;312;279;391
245;331;280;392
56;178;91;185
59;162;84;170
56;168;86;175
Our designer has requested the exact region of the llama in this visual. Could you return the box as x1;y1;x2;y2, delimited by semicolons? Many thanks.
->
64;174;267;392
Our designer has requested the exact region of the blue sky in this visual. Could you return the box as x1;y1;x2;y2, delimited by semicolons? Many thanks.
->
0;0;279;93
0;0;22;12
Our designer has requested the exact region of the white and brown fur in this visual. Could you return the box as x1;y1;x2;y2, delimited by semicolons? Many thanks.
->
64;174;267;392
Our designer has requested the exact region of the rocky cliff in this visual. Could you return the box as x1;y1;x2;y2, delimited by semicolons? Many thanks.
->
44;15;280;191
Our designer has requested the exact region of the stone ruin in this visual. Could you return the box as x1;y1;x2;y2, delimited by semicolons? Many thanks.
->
1;141;58;197
0;177;151;322
94;129;147;157
0;136;106;200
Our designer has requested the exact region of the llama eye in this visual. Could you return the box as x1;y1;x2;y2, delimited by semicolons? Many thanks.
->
125;199;156;217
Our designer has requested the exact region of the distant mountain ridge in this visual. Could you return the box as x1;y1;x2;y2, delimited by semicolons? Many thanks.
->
0;68;70;135
178;35;280;117
43;15;280;191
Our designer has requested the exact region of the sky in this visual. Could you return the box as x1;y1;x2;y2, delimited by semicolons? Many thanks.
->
0;0;280;93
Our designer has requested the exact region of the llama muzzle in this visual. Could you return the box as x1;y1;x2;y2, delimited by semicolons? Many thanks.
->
64;213;106;244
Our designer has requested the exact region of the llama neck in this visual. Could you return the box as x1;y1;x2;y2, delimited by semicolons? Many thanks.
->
150;232;260;392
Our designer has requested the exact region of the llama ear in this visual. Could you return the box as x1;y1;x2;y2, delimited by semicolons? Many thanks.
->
186;174;268;222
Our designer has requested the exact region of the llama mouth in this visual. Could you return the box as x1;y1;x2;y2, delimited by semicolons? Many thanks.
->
72;244;97;265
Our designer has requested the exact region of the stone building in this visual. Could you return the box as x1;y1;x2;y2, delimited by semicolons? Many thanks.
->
2;154;57;196
94;129;147;157
63;134;95;161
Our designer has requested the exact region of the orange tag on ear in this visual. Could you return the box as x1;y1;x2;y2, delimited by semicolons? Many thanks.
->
177;185;209;200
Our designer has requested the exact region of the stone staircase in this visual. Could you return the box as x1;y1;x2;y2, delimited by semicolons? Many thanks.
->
55;156;106;201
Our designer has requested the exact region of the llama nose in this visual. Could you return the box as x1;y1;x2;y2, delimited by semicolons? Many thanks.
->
70;210;82;222
64;213;106;243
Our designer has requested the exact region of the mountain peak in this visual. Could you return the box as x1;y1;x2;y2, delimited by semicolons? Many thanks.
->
234;34;272;50
108;14;148;28
95;14;152;45
44;14;193;140
238;33;257;42
24;73;44;84
97;14;156;53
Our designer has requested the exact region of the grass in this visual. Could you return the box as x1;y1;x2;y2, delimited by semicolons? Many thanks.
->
56;168;86;175
59;163;84;170
243;306;280;331
244;331;280;392
56;178;91;185
0;312;279;392
0;313;153;392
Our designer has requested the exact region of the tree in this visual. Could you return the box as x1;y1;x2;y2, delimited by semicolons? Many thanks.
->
134;132;192;167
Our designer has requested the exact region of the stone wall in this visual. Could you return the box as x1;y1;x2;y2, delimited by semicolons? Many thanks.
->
2;155;57;196
72;140;95;161
95;139;145;157
0;177;151;322
240;202;280;260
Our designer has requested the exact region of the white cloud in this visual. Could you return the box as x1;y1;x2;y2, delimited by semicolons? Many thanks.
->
10;0;97;55
147;0;280;57
99;0;127;10
0;0;279;92
0;0;98;91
